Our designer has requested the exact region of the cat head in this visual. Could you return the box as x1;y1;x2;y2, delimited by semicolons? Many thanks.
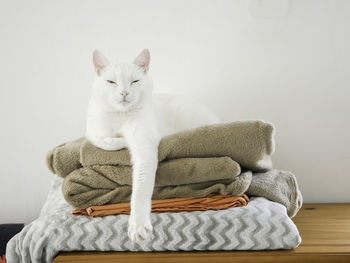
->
91;49;153;112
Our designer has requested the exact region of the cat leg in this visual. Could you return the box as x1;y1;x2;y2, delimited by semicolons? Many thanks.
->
123;122;160;242
86;135;127;151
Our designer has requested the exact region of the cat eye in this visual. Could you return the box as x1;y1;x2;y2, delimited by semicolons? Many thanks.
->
131;80;140;84
107;80;116;84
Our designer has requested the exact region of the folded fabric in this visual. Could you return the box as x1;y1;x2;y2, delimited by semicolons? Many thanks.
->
47;121;303;217
63;168;252;209
6;178;301;263
72;194;249;217
47;121;275;178
246;169;303;218
63;167;302;218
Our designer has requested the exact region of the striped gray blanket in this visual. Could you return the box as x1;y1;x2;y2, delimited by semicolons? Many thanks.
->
6;178;301;263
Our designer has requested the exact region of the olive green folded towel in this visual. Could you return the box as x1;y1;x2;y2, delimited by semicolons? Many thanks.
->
63;168;252;209
47;121;275;178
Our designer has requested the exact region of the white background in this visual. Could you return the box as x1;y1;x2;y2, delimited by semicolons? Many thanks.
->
0;0;349;223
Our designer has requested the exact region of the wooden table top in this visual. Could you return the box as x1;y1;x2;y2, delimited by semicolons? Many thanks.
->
53;203;350;263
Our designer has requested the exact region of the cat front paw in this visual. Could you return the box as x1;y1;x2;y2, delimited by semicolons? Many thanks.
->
87;135;127;151
101;137;126;151
128;215;153;242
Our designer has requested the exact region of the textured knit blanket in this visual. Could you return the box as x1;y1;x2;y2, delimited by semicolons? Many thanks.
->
6;178;301;263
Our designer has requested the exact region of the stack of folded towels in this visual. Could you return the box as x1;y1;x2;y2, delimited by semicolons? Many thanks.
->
6;121;303;263
47;120;302;218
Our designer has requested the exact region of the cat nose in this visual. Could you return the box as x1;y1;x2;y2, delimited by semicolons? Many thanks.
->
120;91;129;97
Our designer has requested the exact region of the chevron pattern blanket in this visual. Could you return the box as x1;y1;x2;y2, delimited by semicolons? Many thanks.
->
6;178;301;263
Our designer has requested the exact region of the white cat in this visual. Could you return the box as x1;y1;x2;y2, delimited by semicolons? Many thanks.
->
86;49;219;242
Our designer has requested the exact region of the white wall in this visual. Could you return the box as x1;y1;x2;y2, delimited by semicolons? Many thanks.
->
0;0;349;223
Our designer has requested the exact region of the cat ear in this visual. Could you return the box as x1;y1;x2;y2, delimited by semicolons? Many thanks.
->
134;49;150;73
93;50;110;75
